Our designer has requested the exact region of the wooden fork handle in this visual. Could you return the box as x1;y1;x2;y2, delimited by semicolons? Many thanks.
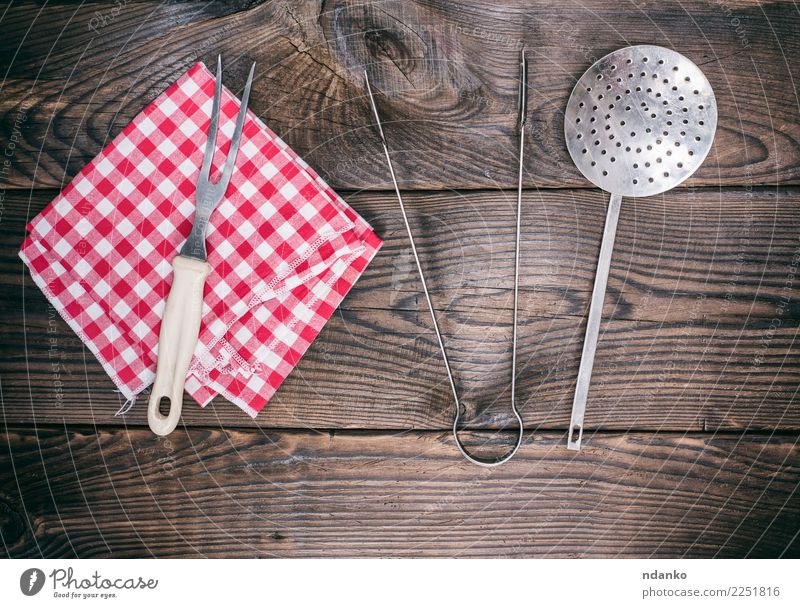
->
147;255;210;436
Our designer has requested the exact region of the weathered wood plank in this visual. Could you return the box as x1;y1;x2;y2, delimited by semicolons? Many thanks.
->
5;309;799;430
1;0;798;190
0;427;797;557
6;188;799;321
2;188;798;430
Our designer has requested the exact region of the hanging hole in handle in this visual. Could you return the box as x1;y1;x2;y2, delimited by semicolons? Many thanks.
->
569;424;582;447
159;396;172;416
148;390;183;436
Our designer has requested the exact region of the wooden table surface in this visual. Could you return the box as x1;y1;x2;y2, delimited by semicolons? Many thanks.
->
1;0;798;558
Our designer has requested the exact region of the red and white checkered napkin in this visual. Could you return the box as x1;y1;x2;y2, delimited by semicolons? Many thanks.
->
20;62;382;417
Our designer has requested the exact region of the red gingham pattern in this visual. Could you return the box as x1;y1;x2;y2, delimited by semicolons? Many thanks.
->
20;63;382;416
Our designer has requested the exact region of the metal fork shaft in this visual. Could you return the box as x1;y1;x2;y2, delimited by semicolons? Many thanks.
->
182;57;255;262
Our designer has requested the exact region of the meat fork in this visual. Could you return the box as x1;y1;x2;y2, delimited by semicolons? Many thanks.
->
147;56;256;436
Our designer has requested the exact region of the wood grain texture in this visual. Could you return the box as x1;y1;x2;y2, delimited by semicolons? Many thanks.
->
2;188;798;431
0;426;797;557
1;0;798;190
1;0;798;560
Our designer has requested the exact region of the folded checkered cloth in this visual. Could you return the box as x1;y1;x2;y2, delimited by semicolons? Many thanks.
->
20;62;382;417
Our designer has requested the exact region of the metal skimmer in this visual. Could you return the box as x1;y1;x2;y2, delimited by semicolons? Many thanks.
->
364;49;528;466
564;45;717;450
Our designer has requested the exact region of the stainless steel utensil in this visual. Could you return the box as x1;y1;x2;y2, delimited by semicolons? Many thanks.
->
147;56;256;436
364;49;528;466
564;45;717;450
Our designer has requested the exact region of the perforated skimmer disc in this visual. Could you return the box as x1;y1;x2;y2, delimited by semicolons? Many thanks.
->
565;45;717;198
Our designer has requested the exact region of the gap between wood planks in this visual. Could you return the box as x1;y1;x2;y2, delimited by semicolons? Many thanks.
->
4;422;800;437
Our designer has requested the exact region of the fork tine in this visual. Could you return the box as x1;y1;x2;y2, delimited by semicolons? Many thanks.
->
218;62;256;191
199;55;223;183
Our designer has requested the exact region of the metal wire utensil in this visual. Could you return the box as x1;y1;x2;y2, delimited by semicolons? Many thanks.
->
563;45;717;450
364;48;528;466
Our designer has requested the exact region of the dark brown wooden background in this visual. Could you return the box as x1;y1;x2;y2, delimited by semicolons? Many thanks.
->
1;0;798;557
